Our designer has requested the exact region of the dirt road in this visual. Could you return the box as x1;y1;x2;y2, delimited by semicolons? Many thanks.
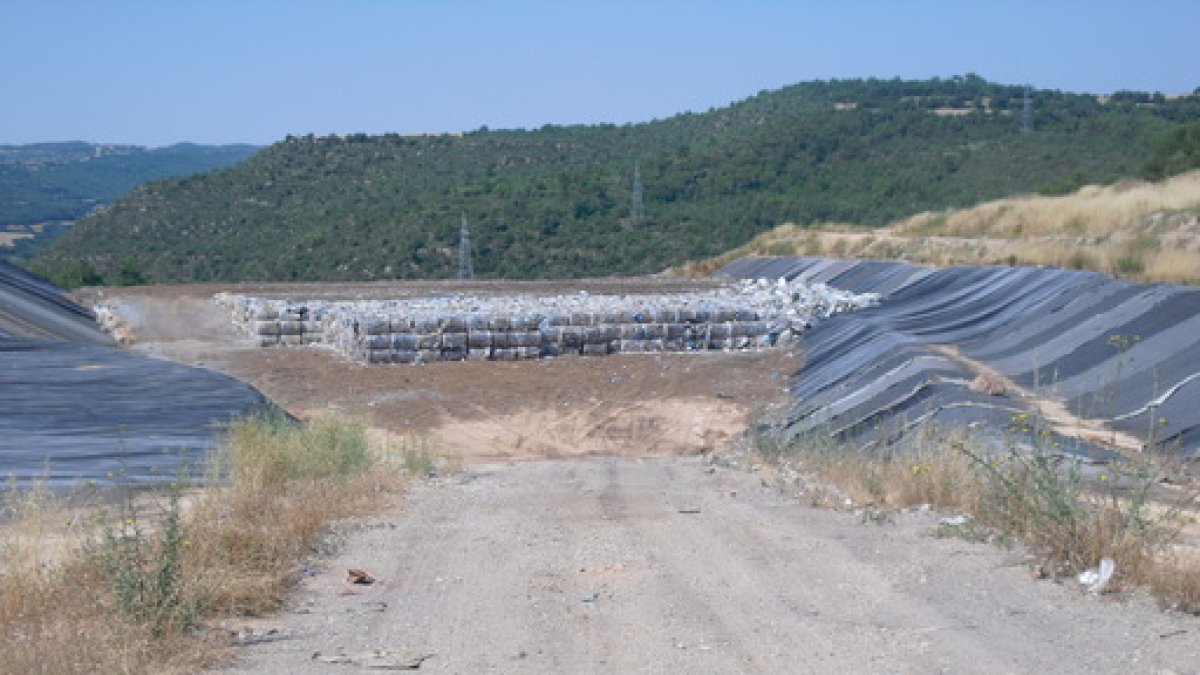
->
226;457;1198;674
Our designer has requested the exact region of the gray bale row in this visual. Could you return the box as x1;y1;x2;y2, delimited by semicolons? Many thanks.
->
216;278;875;364
361;332;776;364
351;321;771;359
355;309;763;336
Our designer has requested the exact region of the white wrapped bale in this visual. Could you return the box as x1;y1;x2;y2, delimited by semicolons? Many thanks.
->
618;324;643;340
413;317;439;333
392;334;420;350
440;315;468;333
254;321;281;336
364;317;391;335
619;339;646;353
467;331;494;349
514;315;541;331
707;323;732;339
278;320;304;336
582;342;609;357
513;331;541;348
653;308;678;323
583;326;613;344
441;333;468;350
560;326;586;348
365;335;391;350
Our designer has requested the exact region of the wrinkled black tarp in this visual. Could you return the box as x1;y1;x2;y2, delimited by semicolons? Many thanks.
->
0;263;271;486
722;257;1200;459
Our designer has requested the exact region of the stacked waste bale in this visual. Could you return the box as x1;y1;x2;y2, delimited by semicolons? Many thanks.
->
214;278;876;364
215;293;330;348
248;307;326;348
336;307;784;364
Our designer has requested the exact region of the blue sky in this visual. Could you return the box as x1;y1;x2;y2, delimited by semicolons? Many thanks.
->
3;0;1197;146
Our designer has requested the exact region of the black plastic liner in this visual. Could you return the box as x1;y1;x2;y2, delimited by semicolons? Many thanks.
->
1;340;272;485
0;265;272;486
722;257;1200;459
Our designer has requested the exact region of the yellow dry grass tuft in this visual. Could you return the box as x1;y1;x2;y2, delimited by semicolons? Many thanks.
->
751;423;1200;614
0;414;405;673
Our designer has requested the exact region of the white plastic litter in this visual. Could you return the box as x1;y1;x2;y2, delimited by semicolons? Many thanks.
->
1077;557;1116;594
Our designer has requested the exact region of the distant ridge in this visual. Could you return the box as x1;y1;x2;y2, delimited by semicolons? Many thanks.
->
1;141;258;261
33;76;1200;284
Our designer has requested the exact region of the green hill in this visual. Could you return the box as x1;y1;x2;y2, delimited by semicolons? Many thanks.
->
1;142;258;261
32;76;1200;284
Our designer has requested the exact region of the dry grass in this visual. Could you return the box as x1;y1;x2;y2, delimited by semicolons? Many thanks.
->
670;170;1200;285
896;171;1200;239
751;423;1200;613
757;426;982;513
0;414;405;674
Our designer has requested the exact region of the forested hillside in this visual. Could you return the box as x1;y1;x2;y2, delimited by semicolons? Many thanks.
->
34;76;1200;284
1;142;258;261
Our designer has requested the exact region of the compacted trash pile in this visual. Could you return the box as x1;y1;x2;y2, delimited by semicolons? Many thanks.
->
215;279;877;364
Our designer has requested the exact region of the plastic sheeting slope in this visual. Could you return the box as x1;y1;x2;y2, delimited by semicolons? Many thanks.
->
721;257;1200;459
0;266;271;486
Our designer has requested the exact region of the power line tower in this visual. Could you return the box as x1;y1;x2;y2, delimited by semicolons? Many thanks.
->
1021;85;1034;135
630;162;644;224
458;213;474;280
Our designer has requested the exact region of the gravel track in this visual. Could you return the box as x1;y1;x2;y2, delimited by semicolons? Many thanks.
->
227;458;1198;674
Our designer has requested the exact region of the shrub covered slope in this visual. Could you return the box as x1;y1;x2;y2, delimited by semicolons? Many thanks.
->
35;76;1200;283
